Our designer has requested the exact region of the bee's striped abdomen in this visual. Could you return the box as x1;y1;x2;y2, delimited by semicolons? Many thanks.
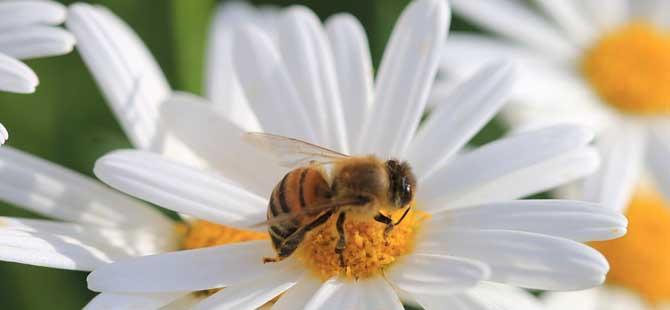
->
268;167;330;250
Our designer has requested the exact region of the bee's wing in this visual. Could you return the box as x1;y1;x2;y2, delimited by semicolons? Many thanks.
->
251;197;368;228
244;132;349;169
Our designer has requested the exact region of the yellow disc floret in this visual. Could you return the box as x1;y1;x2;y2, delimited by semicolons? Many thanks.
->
178;220;269;297
179;220;268;250
581;22;670;115
590;187;670;304
297;205;428;280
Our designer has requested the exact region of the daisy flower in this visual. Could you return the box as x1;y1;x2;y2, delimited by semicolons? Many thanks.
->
1;1;541;308
438;0;670;213
85;0;626;308
0;0;75;143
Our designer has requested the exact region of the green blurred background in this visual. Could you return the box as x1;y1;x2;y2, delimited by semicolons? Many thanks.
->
0;0;484;308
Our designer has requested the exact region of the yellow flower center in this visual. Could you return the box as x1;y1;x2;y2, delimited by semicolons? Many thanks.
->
581;22;670;116
179;220;269;250
178;220;269;296
296;206;428;280
590;188;670;304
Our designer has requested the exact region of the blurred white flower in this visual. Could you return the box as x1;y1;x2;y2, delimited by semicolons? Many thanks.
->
438;0;670;213
0;0;76;143
437;1;670;308
82;0;625;308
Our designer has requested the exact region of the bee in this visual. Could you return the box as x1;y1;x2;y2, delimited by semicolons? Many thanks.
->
244;132;416;266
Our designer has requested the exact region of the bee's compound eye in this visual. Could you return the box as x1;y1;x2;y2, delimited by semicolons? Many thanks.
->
399;178;413;206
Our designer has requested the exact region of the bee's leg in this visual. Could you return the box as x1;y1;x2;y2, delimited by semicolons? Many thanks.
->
374;213;394;238
394;205;412;226
335;212;347;267
265;210;334;263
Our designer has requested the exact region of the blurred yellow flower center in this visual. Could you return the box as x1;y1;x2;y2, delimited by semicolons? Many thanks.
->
590;188;670;304
178;220;269;296
581;22;670;115
297;206;428;280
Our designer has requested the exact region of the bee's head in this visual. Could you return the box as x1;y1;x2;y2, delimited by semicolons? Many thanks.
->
385;159;416;209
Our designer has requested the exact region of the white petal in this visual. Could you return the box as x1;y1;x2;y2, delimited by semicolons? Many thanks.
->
94;150;267;229
88;240;282;293
357;277;404;310
531;0;597;46
162;294;201;310
468;282;543;310
417;229;609;290
358;0;449;157
581;124;644;212
420;125;597;209
645;0;670;29
408;62;514;178
325;14;373;151
647;122;670;200
543;289;600;310
439;33;551;79
204;1;262;132
0;25;74;59
66;3;171;150
232;25;315;142
159;94;285;196
276;6;349;152
412;292;493;310
304;278;361;310
271;275;321;310
0;216;178;256
193;267;302;310
580;0;629;31
386;253;489;295
0;146;173;229
84;292;188;310
0;122;7;144
0;0;66;29
449;0;576;60
411;283;544;310
439;35;614;134
544;286;650;310
0;52;37;93
0;229;116;271
501;75;615;135
428;200;627;242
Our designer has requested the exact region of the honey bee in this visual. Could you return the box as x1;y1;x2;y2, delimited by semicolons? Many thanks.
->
244;132;416;266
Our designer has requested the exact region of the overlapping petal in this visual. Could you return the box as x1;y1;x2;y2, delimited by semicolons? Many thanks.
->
94;150;268;229
0;146;172;230
420;125;597;209
417;229;609;290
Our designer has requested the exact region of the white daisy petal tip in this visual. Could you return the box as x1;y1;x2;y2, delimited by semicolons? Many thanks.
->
0;0;68;28
51;28;77;56
0;123;7;145
429;199;629;242
0;54;38;93
92;149;127;181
